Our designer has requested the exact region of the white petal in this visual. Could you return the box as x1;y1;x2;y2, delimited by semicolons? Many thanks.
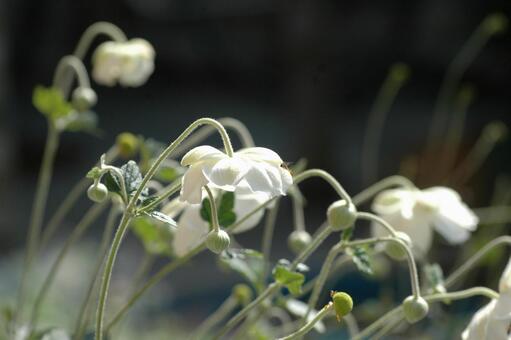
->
203;157;248;191
499;257;511;293
432;204;478;244
372;189;416;217
279;167;293;194
180;164;208;204
236;147;283;165
173;205;209;257
423;186;461;201
284;299;325;333
242;160;274;193
181;145;226;166
161;198;187;218
462;300;495;340
230;187;269;234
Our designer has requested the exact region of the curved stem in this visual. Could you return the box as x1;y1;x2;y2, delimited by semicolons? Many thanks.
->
293;169;352;204
190;296;239;340
30;202;108;328
352;175;415;206
361;63;409;186
74;207;119;340
355;212;398;237
53;55;91;92
290;226;332;269
138;180;181;213
16;122;60;326
277;302;333;340
289;188;306;232
204;185;220;231
445;236;511;288
261;199;280;285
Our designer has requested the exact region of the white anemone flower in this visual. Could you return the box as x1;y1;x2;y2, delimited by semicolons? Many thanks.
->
172;184;271;257
371;186;478;257
462;257;511;340
92;38;155;87
285;299;326;333
179;146;292;204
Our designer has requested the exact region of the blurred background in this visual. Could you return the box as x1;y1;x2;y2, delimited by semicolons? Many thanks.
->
1;0;511;339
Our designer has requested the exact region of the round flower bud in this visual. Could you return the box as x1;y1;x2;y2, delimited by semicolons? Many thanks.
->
402;296;429;323
331;291;353;322
72;87;97;112
327;200;357;231
287;230;312;254
232;284;253;306
205;229;230;254
482;12;508;35
384;232;412;261
87;183;108;203
116;132;139;159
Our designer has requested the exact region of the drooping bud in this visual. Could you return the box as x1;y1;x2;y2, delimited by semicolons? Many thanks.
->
205;229;230;254
87;183;109;203
287;230;312;254
71;87;97;112
232;284;253;306
116;132;139;159
384;232;412;261
327;200;357;231
402;295;429;323
331;291;353;322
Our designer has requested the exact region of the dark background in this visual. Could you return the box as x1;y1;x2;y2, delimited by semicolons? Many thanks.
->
1;0;511;337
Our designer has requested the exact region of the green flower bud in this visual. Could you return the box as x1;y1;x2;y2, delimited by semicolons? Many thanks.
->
72;87;97;112
331;291;353;322
482;12;508;35
232;284;253;306
390;62;410;84
384;232;412;261
402;296;429;323
205;229;230;254
116;132;139;159
327;200;357;231
287;230;312;254
483;121;508;143
87;183;108;203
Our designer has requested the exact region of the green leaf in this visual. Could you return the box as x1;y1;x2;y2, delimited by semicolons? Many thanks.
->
341;227;353;241
200;197;213;227
346;246;373;275
33;85;73;120
102;172;121;195
131;216;174;257
272;263;305;296
86;167;101;180
121;161;144;195
200;192;237;228
219;211;236;227
219;191;235;212
423;263;445;290
219;249;265;289
146;211;177;228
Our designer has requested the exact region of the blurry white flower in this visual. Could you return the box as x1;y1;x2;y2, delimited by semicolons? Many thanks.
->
462;257;511;340
172;183;271;257
285;299;326;333
179;146;292;204
92;38;155;87
371;187;478;256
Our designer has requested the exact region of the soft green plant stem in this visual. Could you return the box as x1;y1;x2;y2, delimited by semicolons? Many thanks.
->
74;207;119;340
277;302;333;340
190;296;239;340
355;212;398;237
53;55;91;92
30;201;108;328
344;313;360;337
445;235;511;288
290;226;333;269
426;14;503;152
292;169;352;204
138;180;181;213
204;185;220;231
289;188;306;232
361;63;409;186
16;122;60;325
371;312;403;340
352;175;415;206
95;118;234;340
261;199;280;285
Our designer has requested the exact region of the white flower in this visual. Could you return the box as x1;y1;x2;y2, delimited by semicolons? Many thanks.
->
462;257;511;340
371;186;478;256
179;146;292;204
172;184;271;257
92;38;155;87
285;299;326;333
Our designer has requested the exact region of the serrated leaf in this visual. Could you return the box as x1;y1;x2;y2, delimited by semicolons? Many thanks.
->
272;264;305;296
86;167;101;180
200;197;213;227
219;191;235;212
33;85;73;120
219;211;236;227
346;246;373;275
131;216;174;257
146;211;177;228
139;196;159;212
102;172;121;195
121;161;144;195
424;263;445;290
219;249;265;289
200;192;237;228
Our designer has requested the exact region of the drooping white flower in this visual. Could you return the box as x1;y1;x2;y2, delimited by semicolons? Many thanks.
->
92;38;155;87
462;257;511;340
371;186;478;256
179;146;292;204
285;299;326;333
172;183;271;257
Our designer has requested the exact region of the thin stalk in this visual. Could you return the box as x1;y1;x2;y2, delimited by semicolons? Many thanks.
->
352;175;415;206
261;199;280;284
289;188;306;232
361;63;409;186
371;312;403;340
190;296;238;340
293;169;352;204
74;207;119;340
53;55;91;91
138;180;181;213
16;122;60;325
204;185;220;231
290;226;333;269
277;302;333;340
30;202;108;328
355;212;398;237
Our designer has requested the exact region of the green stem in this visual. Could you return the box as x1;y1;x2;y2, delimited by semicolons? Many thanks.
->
30;202;108;328
277;302;333;340
190;296;239;340
290;226;332;269
138;180;181;213
289;188;306;232
293;169;352;204
370;312;403;340
352;175;415;206
361;63;409;186
261;199;280;284
355;212;398;236
53;55;91;92
204;185;220;231
16;122;60;325
74;207;119;340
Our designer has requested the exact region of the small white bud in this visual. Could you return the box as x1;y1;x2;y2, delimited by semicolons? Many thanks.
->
287;230;312;254
87;183;108;203
72;87;97;111
385;232;412;261
402;295;429;323
205;229;230;254
327;200;357;231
